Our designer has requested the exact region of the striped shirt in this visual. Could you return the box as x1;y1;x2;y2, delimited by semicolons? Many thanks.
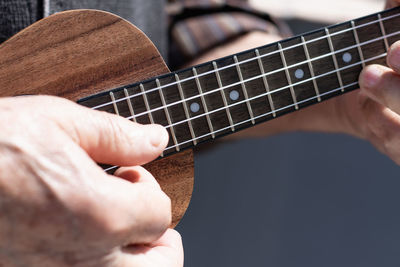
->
168;0;291;67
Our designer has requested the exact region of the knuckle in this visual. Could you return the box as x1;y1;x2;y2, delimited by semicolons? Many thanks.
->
85;200;132;238
98;186;172;239
153;187;172;224
99;115;127;152
139;186;172;233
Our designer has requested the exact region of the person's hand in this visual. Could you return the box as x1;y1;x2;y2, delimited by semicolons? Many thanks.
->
0;96;183;267
386;0;400;9
268;1;400;166
333;41;400;165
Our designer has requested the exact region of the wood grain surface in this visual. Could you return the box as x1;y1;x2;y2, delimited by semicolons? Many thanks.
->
0;9;194;227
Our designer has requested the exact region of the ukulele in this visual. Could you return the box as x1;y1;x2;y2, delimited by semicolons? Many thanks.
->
0;7;399;227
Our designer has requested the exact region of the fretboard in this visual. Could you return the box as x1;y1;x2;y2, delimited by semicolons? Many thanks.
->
78;6;400;162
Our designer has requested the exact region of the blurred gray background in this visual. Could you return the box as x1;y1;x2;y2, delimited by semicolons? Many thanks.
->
175;1;400;266
178;133;400;267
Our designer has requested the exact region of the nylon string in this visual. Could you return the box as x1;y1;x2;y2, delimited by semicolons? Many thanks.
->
104;80;359;173
103;50;389;173
161;52;387;133
92;12;400;111
100;13;399;173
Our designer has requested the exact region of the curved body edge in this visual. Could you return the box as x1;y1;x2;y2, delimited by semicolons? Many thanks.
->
0;9;194;227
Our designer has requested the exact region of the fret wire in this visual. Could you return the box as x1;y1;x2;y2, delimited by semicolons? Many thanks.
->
92;12;400;111
123;88;137;122
175;74;197;145
159;52;387;132
301;36;321;102
325;28;345;92
351;20;366;68
140;83;154;123
106;48;387;173
93;29;400;114
156;79;180;151
192;67;215;139
378;13;390;52
163;81;359;151
109;92;119;115
101;12;400;173
278;43;299;110
233;55;256;124
212;61;235;131
255;49;276;117
126;30;399;121
103;80;360;173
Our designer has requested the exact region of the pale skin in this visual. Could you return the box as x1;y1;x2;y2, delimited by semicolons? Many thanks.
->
0;96;182;266
0;1;399;266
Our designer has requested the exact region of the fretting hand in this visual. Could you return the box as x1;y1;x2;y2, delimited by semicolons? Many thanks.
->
339;41;400;164
324;0;400;164
212;2;400;167
294;0;400;165
0;96;183;267
387;0;400;8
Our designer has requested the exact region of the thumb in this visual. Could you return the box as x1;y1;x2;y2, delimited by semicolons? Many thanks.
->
118;229;184;267
38;96;168;166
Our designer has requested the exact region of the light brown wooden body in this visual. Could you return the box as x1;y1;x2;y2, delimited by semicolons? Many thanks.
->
0;9;194;227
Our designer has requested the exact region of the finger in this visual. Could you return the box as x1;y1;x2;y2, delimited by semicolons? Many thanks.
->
151;229;183;252
114;166;161;189
359;64;400;114
87;169;172;245
67;108;168;166
118;229;184;267
53;143;172;246
386;0;400;9
387;41;400;74
36;96;168;166
360;98;400;164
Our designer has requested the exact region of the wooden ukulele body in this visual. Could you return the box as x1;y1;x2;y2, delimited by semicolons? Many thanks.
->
0;9;194;227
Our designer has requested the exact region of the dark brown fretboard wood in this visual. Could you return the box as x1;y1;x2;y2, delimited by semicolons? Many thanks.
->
78;6;400;160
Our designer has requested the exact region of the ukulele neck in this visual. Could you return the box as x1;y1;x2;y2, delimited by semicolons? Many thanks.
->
78;6;400;158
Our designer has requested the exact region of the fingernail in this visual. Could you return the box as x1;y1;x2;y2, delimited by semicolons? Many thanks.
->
388;42;400;71
147;124;168;148
361;65;382;90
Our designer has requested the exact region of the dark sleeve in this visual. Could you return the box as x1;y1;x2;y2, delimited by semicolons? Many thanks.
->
167;0;292;69
0;0;167;58
0;0;39;43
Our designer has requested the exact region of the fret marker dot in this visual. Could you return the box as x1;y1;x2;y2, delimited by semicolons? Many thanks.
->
190;102;200;113
343;52;352;63
295;69;304;79
230;90;239;101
